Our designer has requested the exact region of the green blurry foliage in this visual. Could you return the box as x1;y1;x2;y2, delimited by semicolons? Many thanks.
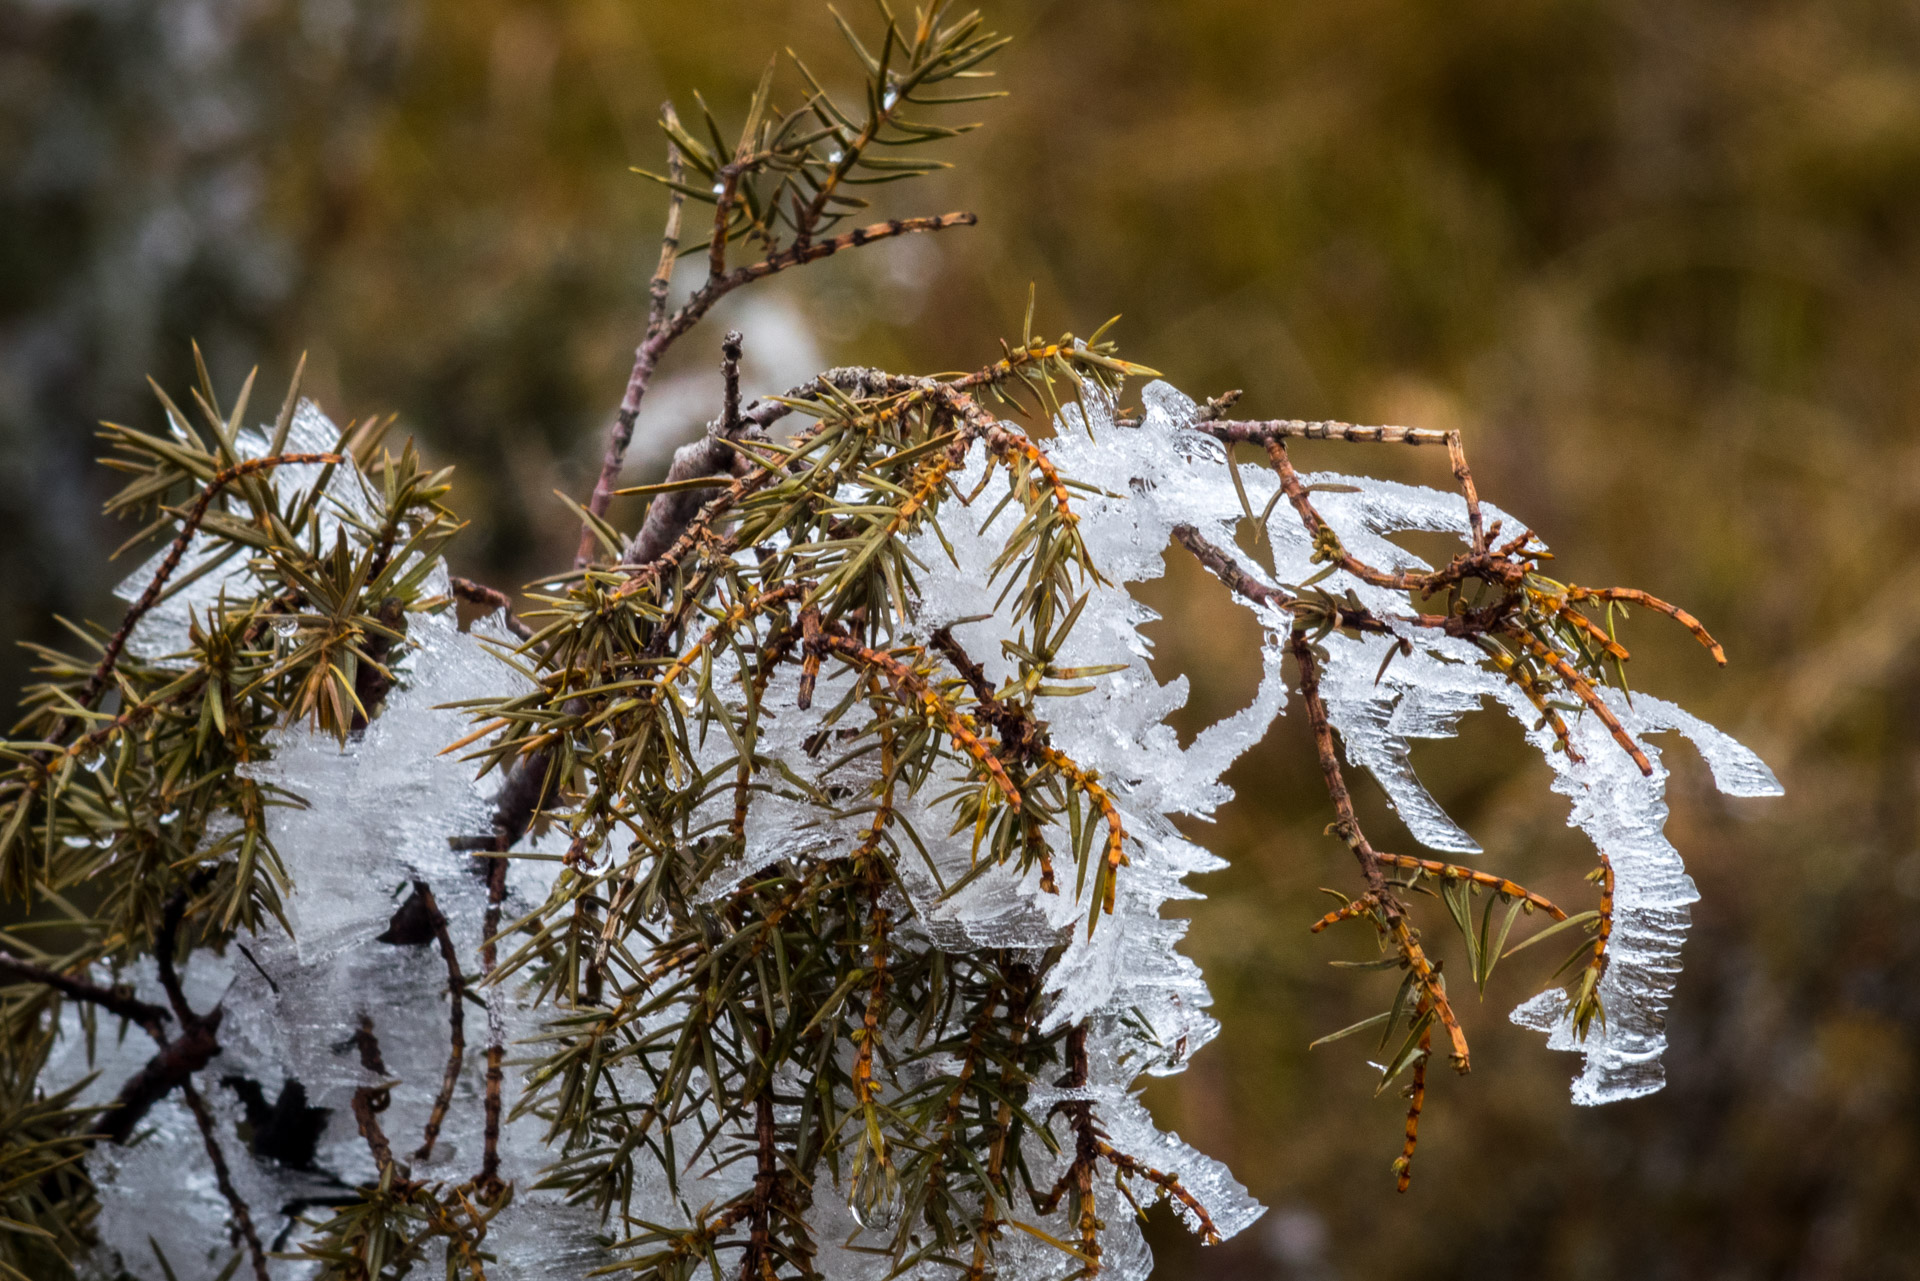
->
3;0;1918;1276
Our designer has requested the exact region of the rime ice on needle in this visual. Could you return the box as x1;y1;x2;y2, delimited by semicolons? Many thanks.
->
55;380;1777;1279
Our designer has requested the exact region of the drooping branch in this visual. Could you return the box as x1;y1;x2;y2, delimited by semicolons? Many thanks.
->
1391;1002;1432;1195
1291;631;1470;1072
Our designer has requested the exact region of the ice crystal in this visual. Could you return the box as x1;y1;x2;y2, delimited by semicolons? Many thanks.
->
50;383;1777;1278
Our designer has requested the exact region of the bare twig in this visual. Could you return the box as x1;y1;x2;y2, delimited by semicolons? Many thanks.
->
410;881;467;1164
1195;419;1449;447
576;137;685;567
1446;431;1487;553
1392;1007;1431;1195
181;1079;271;1281
0;951;171;1034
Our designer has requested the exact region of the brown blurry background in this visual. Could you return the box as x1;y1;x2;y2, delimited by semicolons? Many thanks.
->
4;1;1918;1276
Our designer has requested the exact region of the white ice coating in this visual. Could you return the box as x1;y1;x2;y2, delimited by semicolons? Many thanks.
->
48;384;1777;1279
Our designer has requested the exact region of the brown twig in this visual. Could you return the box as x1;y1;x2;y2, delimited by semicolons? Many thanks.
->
1371;854;1567;920
1033;1023;1102;1272
181;1079;271;1281
1308;893;1382;934
1564;586;1726;665
1095;1142;1221;1245
1170;524;1404;637
1038;748;1128;918
1195;419;1450;447
477;854;508;1199
1291;632;1471;1072
576;211;975;565
1512;632;1653;775
576;136;685;567
0;951;171;1034
1445;431;1487;552
817;632;1021;809
1392;1008;1431;1194
410;881;467;1164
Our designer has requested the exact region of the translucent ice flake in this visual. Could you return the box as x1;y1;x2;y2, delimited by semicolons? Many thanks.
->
1506;690;1780;1105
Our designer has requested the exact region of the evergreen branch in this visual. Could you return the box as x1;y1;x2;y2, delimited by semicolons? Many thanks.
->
577;213;976;567
70;451;343;732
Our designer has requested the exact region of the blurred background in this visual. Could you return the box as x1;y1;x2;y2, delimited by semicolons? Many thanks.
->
4;0;1917;1275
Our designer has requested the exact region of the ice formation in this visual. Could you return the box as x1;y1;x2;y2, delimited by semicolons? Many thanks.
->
47;381;1777;1279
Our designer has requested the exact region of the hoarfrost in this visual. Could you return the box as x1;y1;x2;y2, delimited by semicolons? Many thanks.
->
53;383;1778;1277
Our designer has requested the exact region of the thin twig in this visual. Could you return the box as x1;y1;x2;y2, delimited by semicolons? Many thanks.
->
576;211;975;565
1195;419;1450;447
0;951;171;1034
720;329;745;434
1446;431;1487;553
1371;854;1567;920
181;1079;271;1281
411;881;467;1164
477;852;508;1198
576;137;685;567
1392;1007;1431;1194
